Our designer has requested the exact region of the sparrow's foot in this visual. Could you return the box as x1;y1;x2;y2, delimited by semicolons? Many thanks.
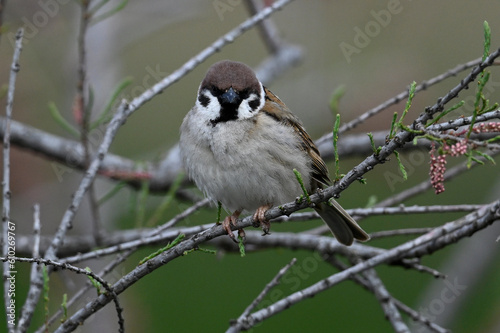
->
222;210;241;243
252;204;272;236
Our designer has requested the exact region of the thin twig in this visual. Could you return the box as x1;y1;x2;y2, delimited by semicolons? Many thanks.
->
53;197;499;333
327;256;449;333
0;0;299;198
376;150;500;208
244;0;282;54
227;258;297;332
318;109;500;161
242;199;500;328
9;203;483;259
76;0;106;246
31;205;41;259
2;107;497;193
392;298;450;333
400;260;446;279
35;198;209;331
317;57;487;147
426;109;500;132
27;204;42;312
362;268;410;333
16;99;132;332
2;28;23;333
127;0;297;113
369;228;434;239
1;255;125;333
36;249;133;333
62;198;209;265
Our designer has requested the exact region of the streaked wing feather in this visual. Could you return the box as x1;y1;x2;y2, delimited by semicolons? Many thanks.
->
262;87;330;186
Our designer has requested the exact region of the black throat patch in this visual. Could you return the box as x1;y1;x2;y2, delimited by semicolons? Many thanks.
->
210;103;240;126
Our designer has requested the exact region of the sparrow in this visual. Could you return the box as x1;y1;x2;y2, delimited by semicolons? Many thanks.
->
179;60;370;245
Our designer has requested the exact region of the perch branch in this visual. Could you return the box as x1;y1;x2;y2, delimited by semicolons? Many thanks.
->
240;199;500;328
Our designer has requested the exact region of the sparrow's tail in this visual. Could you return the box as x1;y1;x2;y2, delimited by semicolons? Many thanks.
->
314;199;370;246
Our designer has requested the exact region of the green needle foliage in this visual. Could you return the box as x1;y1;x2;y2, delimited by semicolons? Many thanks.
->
394;150;408;181
43;266;50;330
60;294;68;323
238;235;246;257
367;132;381;155
98;181;127;205
147;172;185;227
388;112;398;139
217;201;222;224
48;102;80;137
85;267;103;296
293;168;311;204
332;113;341;180
483;20;491;62
399;81;417;125
329;85;346;116
91;77;133;130
90;0;129;25
427;101;465;126
139;233;185;265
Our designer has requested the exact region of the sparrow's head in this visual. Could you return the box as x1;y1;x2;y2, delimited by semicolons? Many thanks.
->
196;60;265;125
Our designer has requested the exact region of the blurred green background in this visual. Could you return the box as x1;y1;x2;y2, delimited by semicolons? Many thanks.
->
1;0;500;332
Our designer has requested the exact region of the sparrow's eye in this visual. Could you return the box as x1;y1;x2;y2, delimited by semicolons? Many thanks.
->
209;86;224;97
239;89;250;100
198;92;210;107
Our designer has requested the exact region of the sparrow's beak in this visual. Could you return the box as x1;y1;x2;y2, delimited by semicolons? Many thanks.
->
220;87;240;105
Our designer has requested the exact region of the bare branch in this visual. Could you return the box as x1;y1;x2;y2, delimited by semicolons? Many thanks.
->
1;255;125;333
76;1;106;246
369;228;434;239
317;56;490;147
376;149;500;208
244;199;500;326
227;258;297;332
361;268;410;333
127;0;297;113
17;99;132;331
37;249;134;333
244;0;283;54
11;204;483;258
0;0;301;196
25;204;43;332
2;2;500;331
2;28;23;333
327;256;449;333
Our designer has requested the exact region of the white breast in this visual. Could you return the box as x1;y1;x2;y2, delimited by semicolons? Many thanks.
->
180;108;313;213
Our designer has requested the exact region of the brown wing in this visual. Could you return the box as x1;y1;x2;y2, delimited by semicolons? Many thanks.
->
261;86;330;186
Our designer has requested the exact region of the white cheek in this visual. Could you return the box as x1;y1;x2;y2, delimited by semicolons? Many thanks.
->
237;88;265;120
195;91;221;122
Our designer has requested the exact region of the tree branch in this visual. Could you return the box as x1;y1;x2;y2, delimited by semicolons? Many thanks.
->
243;199;500;327
227;258;297;332
2;28;23;333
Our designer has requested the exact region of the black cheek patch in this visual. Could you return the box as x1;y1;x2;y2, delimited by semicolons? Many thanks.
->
198;94;210;107
248;98;261;111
